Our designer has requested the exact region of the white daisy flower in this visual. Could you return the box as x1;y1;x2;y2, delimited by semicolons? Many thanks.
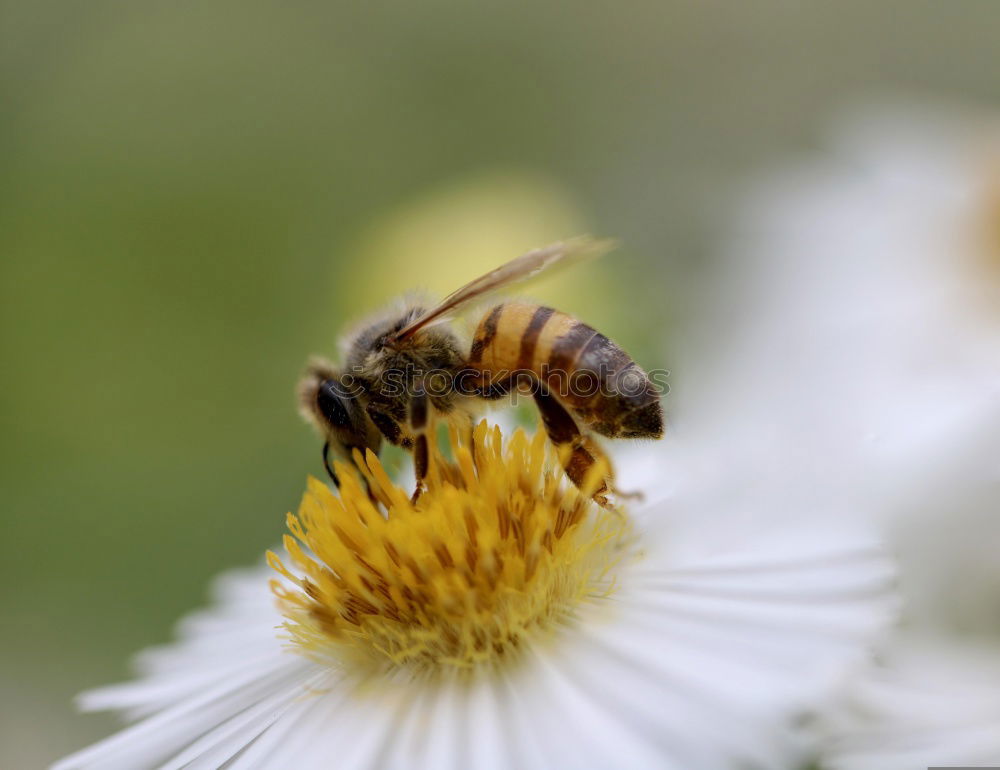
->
55;420;894;770
819;103;1000;636
710;100;1000;770
821;637;1000;770
690;99;1000;625
695;99;1000;503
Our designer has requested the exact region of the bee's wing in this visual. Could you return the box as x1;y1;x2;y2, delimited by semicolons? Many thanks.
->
391;236;614;341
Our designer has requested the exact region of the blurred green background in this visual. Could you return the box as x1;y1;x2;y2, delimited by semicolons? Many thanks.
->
2;2;999;766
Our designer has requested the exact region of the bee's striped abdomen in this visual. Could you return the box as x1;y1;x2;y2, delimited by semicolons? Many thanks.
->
470;302;663;439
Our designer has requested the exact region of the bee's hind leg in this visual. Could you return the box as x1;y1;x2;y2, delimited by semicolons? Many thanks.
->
532;386;613;507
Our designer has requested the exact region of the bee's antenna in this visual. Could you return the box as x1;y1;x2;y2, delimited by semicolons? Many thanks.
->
322;441;340;487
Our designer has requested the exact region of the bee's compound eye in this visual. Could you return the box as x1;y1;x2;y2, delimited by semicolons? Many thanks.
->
317;380;352;428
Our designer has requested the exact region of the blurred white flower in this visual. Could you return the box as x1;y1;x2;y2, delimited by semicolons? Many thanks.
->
55;420;893;770
701;100;1000;770
690;100;999;496
693;100;1000;622
821;637;1000;770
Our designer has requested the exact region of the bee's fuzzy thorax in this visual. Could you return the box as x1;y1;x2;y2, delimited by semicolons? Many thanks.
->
335;291;436;362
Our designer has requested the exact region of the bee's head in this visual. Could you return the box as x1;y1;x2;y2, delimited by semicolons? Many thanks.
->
298;358;381;458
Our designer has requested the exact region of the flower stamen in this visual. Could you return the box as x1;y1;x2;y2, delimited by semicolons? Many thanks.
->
269;421;629;678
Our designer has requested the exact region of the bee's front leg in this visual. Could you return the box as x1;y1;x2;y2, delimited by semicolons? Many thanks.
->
364;399;428;503
321;441;340;487
365;403;406;447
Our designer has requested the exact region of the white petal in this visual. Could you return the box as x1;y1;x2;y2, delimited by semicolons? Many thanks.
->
820;637;1000;770
55;663;319;770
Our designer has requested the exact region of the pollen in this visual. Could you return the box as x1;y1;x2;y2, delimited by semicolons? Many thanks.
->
268;421;629;678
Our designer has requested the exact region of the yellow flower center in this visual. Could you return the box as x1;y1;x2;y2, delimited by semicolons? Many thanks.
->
269;422;629;679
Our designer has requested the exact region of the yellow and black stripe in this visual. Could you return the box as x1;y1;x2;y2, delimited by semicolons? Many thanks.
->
469;302;663;439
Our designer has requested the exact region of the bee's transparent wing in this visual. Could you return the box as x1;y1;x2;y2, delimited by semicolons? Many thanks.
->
391;236;614;341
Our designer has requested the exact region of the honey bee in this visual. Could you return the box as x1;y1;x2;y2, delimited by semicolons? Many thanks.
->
299;238;664;505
